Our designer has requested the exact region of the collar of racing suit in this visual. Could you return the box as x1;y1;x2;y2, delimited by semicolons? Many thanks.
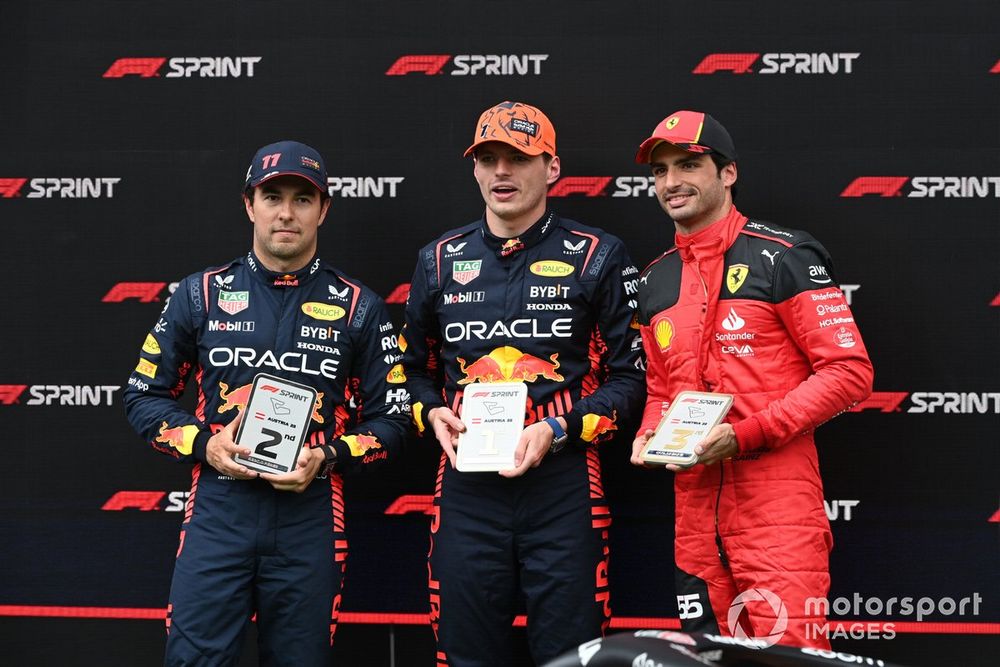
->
244;250;322;288
674;206;747;263
480;210;556;259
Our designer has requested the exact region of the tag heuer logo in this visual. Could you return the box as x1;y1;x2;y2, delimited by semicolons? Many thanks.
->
218;290;249;315
452;260;482;285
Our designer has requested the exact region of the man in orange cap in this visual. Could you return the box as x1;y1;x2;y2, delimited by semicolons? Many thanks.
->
402;101;645;665
630;110;873;649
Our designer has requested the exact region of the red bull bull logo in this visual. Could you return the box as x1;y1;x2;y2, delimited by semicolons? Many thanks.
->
218;381;253;414
580;411;617;443
457;346;563;385
343;433;382;457
155;421;198;455
218;381;325;423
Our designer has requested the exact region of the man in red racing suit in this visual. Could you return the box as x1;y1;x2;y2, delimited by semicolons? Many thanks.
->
629;110;873;649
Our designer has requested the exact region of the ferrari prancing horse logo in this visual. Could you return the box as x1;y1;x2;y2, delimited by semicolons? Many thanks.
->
726;264;749;294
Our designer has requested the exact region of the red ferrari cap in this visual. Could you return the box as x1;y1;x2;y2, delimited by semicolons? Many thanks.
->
635;110;738;163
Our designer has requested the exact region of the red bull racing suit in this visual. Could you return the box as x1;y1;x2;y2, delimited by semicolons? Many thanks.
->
123;251;409;665
635;207;873;649
403;211;646;666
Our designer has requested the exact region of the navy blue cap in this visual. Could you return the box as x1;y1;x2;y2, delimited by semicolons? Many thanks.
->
244;140;327;193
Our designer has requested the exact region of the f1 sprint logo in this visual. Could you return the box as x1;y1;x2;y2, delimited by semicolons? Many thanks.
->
103;57;262;78
386;54;548;75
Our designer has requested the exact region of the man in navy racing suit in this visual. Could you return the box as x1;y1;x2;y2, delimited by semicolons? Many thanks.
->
403;101;645;666
123;140;410;666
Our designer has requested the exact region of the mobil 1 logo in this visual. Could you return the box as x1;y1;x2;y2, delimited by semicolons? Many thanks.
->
234;373;317;474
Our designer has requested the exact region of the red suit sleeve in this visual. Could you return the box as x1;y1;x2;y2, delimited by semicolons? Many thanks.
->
732;242;873;451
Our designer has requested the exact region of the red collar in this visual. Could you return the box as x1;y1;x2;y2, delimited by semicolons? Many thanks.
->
675;206;747;262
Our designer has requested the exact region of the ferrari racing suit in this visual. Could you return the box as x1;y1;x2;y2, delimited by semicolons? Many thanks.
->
636;207;873;649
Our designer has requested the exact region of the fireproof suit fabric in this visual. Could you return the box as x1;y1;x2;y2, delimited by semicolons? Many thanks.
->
636;207;873;649
403;211;646;666
123;251;409;666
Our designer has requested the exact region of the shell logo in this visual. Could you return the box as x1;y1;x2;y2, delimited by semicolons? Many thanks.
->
530;260;574;277
654;317;675;351
301;302;345;321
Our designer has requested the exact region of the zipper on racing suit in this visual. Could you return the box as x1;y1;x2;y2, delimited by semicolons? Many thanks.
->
693;258;731;569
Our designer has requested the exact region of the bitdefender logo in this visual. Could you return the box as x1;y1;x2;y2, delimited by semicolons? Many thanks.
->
385;54;548;76
693;52;860;74
841;176;1000;198
0;177;121;199
103;57;261;78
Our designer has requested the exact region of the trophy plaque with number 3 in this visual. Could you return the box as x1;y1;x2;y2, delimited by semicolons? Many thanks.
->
641;391;734;467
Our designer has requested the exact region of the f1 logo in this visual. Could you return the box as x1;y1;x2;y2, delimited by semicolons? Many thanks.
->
0;178;27;198
103;58;167;78
840;177;909;197
385;55;451;75
547;177;612;197
102;282;168;303
693;53;760;74
0;385;28;405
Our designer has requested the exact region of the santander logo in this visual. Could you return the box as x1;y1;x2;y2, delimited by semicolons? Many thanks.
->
721;307;746;331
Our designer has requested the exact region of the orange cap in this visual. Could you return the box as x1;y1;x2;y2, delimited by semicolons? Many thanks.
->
464;101;557;158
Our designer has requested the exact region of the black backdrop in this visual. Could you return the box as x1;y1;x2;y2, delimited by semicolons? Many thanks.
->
1;2;997;665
